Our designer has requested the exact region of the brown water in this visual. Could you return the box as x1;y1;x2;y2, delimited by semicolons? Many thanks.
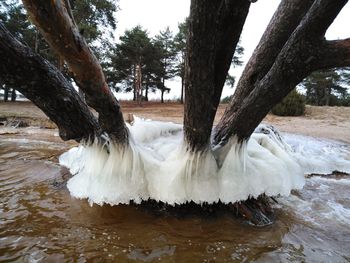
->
1;128;350;262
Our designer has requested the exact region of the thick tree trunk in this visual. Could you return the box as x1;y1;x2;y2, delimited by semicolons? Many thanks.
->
214;0;350;143
184;0;251;151
0;23;100;141
22;0;128;143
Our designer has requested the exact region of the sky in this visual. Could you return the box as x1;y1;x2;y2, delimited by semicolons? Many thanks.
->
114;0;350;100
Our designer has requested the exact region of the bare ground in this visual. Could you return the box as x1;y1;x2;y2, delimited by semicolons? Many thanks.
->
1;101;349;143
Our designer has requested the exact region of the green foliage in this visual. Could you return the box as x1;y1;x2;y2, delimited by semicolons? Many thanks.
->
302;68;350;106
0;1;55;62
106;26;165;100
224;41;244;88
173;20;188;80
154;27;177;100
272;89;305;116
70;0;117;44
0;0;118;64
225;74;236;88
232;42;244;67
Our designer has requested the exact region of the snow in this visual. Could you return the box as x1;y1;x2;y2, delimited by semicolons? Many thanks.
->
59;118;350;206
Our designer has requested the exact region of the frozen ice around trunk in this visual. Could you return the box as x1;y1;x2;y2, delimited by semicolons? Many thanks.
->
59;117;350;206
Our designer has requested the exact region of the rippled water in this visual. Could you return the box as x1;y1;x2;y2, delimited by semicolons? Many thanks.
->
1;128;350;262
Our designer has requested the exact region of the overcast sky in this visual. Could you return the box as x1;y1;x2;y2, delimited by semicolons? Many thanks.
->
114;0;350;100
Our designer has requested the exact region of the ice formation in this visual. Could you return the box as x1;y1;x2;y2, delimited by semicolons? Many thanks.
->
59;117;350;206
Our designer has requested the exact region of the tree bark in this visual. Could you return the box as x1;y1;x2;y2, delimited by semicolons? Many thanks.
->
22;0;128;143
145;85;149;102
161;89;164;103
184;0;251;151
214;0;349;143
213;0;315;145
4;86;9;102
0;23;100;141
180;76;184;104
10;89;16;102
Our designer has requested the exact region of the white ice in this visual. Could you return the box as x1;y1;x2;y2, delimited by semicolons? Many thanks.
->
59;117;350;206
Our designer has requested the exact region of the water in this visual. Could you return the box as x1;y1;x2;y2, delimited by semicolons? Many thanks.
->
1;128;350;262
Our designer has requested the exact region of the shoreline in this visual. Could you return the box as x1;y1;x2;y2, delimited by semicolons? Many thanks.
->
1;101;350;144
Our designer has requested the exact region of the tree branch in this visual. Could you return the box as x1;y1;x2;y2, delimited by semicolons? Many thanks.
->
22;0;128;143
0;23;100;142
213;0;315;145
319;38;350;69
214;0;349;145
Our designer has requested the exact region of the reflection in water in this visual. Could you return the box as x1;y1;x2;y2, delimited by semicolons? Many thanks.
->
1;129;350;262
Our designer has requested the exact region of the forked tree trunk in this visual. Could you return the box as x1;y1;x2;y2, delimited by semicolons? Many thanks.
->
22;0;128;143
2;0;348;155
213;0;315;145
214;0;350;144
0;23;100;141
184;0;251;151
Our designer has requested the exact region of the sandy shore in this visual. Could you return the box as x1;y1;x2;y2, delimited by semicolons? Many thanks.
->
1;101;350;144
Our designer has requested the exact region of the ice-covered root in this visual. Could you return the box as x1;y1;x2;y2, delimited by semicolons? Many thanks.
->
127;116;182;144
229;195;276;226
254;124;292;152
60;118;305;206
214;135;305;203
130;195;275;227
59;139;149;205
148;147;220;204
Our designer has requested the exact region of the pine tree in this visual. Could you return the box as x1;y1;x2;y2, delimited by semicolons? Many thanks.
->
154;27;177;103
173;20;188;104
0;0;118;101
108;26;162;102
302;68;350;106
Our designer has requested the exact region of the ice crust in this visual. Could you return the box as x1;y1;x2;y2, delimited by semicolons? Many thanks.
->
59;117;350;206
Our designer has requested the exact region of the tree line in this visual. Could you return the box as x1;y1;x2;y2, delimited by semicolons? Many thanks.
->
0;0;246;103
302;67;350;106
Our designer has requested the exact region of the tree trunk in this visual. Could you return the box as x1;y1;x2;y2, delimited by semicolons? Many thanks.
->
145;85;149;101
180;76;184;104
133;65;136;101
0;23;100;141
214;0;350;144
161;89;164;103
22;0;128;143
4;86;9;102
58;55;65;72
78;88;85;102
136;64;142;105
184;0;251;151
34;29;39;53
11;89;16;102
213;0;315;145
